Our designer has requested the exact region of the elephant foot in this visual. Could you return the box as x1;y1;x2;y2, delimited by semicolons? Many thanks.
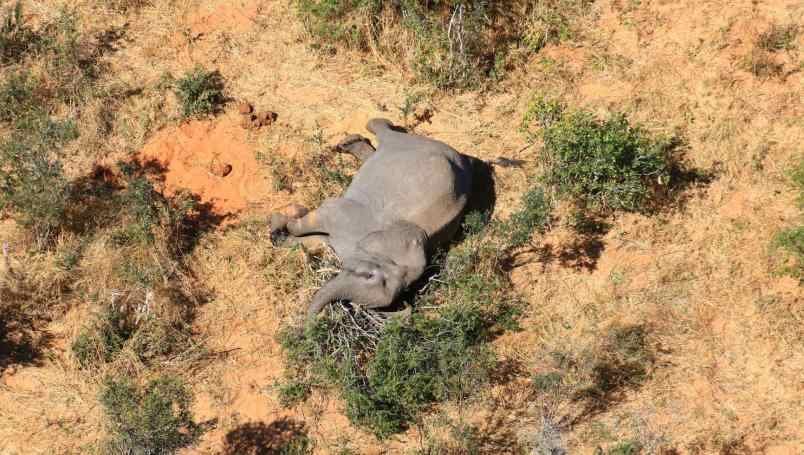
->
270;227;289;246
333;134;375;162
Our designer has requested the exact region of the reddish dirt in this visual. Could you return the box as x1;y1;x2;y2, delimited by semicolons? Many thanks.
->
138;114;273;216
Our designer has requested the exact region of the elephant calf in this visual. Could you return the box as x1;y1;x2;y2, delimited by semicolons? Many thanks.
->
269;118;473;319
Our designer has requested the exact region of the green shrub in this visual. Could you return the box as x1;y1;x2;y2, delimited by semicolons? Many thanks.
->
0;114;78;244
773;159;804;281
277;377;312;408
0;71;41;122
71;306;132;368
72;301;195;368
100;375;200;454
279;207;526;438
773;227;804;280
174;67;225;118
523;0;594;52
523;96;674;213
0;1;42;64
605;440;642;455
296;0;589;90
502;186;553;248
757;23;799;52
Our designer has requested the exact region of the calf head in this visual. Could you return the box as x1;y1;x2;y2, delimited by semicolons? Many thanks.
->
307;222;427;319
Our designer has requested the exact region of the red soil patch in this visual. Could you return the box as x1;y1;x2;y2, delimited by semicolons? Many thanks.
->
138;115;271;216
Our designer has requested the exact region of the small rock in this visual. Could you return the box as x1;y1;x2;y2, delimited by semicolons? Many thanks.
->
238;102;253;115
5;365;16;376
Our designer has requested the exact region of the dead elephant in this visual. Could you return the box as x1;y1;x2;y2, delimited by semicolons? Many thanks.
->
269;118;474;319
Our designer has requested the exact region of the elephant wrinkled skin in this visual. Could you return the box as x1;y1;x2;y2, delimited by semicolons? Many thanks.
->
269;118;474;319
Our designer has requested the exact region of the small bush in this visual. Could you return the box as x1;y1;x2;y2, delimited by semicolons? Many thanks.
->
71;306;132;368
100;375;201;454
523;96;674;213
0;1;42;64
296;1;592;90
523;0;594;52
277;377;312;408
502;186;553;248
0;114;79;245
72;300;195;368
757;23;799;52
605;441;643;455
534;324;653;411
772;159;804;280
279;204;528;438
174;67;225;118
0;71;41;122
773;226;804;280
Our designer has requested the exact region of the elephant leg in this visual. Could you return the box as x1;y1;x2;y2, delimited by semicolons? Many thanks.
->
284;234;330;254
270;204;310;245
286;210;328;237
333;134;375;163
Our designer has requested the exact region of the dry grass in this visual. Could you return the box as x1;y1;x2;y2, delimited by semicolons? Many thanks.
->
0;0;802;454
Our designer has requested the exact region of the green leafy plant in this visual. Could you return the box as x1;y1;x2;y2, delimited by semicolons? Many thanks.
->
174;67;225;118
0;114;78;245
278;201;537;437
297;0;563;90
71;306;133;368
0;1;42;64
523;96;674;213
772;159;804;280
757;23;799;52
100;375;201;454
523;0;594;52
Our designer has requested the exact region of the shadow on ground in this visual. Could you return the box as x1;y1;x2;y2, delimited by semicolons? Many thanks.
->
221;418;310;455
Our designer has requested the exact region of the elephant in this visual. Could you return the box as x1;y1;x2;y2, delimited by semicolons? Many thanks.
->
269;118;474;319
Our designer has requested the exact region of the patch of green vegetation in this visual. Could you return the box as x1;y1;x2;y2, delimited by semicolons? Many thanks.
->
502;186;553;248
757;23;799;52
174;67;226;118
522;95;674;213
71;306;132;368
100;375;201;455
276;377;313;408
0;1;43;64
772;159;804;281
535;324;653;409
604;440;643;455
296;1;593;90
773;227;804;280
278;196;545;437
523;0;594;52
278;434;314;455
0;71;41;122
0;114;79;245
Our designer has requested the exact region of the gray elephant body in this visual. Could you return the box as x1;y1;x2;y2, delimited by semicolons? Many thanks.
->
270;118;473;318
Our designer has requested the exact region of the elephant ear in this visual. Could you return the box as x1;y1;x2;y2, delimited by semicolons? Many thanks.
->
356;224;427;285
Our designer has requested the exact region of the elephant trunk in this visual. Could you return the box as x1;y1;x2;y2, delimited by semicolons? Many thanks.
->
307;273;353;320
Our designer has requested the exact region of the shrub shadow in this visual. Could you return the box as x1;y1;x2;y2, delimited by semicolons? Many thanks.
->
221;418;309;455
66;158;228;258
570;324;655;425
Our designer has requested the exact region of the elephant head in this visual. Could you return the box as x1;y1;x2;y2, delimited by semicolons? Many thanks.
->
307;222;428;319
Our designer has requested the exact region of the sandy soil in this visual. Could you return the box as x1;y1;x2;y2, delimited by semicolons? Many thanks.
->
0;0;802;453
